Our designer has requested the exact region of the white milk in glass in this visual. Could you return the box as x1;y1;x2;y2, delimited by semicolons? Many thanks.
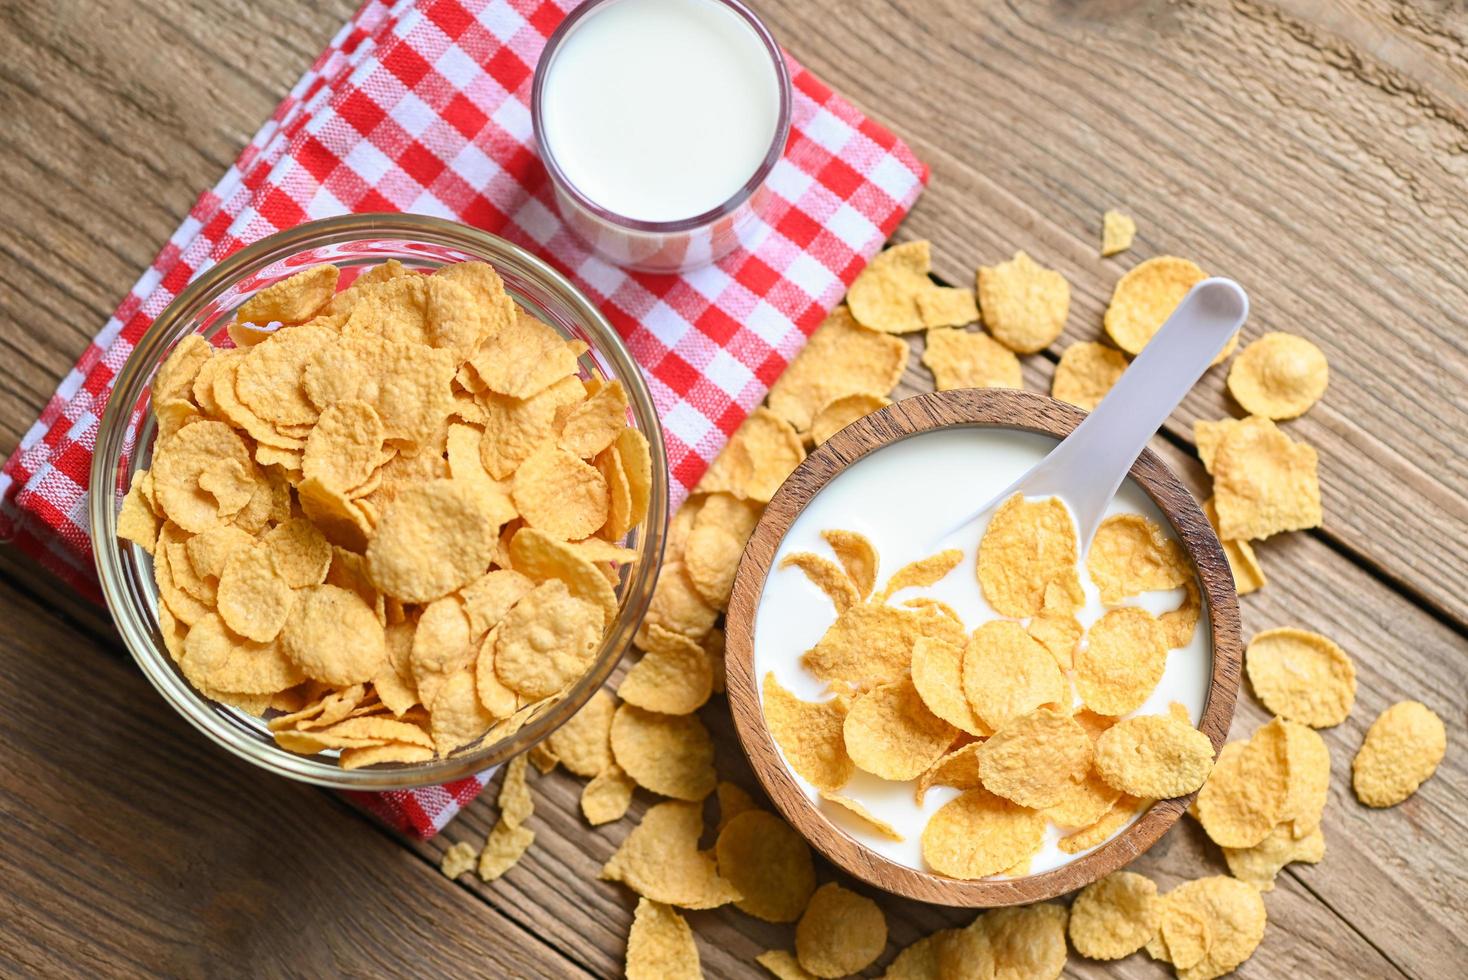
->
538;0;783;223
752;427;1214;877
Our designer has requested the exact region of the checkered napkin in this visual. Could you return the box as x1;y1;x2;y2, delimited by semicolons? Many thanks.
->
0;0;925;837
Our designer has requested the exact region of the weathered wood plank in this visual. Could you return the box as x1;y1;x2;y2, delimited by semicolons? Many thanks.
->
0;571;586;978
756;0;1468;623
0;0;355;453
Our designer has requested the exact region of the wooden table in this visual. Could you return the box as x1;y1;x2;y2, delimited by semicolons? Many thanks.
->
2;1;1463;976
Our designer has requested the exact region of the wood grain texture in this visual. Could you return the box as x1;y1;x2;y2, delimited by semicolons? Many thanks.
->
755;0;1468;624
1;0;1466;977
0;572;585;979
723;387;1242;907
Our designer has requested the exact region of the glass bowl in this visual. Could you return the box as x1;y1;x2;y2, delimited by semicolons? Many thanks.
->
90;213;668;790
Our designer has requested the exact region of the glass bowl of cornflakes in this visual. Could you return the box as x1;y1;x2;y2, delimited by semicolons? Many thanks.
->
91;213;668;790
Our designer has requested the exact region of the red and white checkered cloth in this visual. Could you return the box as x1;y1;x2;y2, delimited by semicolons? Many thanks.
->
0;0;925;837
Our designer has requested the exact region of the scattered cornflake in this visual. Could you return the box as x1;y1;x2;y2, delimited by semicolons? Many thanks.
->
1095;714;1215;799
1227;332;1329;419
528;742;559;774
715;780;760;834
847;240;934;334
1069;870;1161;959
1204;497;1265;596
478;818;535;881
1051;341;1129;411
610;704;717;801
695;407;805;503
977;250;1070;353
1104;256;1215;356
795;882;888;978
1279;720;1331;837
1211;416;1322;541
766;306;909;432
921;327;1023;391
820;791;904;841
809;392;890;445
625;898;701;980
1196;719;1290;848
581;765;637;825
1100;210;1137;256
755;949;817;980
498;754;533;828
762;673;854;792
714;809;817;923
619;630;713;716
1222;823;1325;891
880;928;955;980
1245;627;1356;728
981;903;1069;979
545;689;615;777
601;801;740;909
1353;700;1446;807
439;841;478;879
916;285;979;328
921;787;1046;879
1149;876;1267;979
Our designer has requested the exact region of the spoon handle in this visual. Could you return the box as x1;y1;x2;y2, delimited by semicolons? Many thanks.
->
950;278;1248;550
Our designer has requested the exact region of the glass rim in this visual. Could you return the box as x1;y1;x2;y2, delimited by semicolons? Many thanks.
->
89;212;669;790
530;0;794;235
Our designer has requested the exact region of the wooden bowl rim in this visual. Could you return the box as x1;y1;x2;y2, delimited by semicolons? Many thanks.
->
724;388;1242;907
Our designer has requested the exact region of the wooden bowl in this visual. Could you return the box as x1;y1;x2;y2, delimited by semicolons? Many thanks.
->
725;388;1242;907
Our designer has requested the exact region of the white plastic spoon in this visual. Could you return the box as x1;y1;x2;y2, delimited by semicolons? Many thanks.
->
942;277;1249;552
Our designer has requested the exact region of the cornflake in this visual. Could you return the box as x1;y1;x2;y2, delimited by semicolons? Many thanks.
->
1245;627;1356;727
1227;332;1328;419
1094;714;1215;798
1068;874;1156;956
625;899;701;980
1100;210;1137;256
1051;341;1128;411
921;327;1023;391
794;883;888;978
847;240;934;334
1211;416;1322;541
601;801;740;909
609;704;717;801
714;809;816;923
1104;256;1210;356
1353;700;1446;807
977;250;1070;353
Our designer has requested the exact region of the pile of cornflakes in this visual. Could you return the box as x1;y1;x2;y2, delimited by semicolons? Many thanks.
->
117;260;651;767
420;221;1444;980
765;501;1212;881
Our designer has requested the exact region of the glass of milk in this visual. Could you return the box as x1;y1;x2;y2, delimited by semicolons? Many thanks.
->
532;0;791;272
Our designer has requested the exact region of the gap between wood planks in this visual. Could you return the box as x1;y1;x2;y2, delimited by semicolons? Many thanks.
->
319;790;602;979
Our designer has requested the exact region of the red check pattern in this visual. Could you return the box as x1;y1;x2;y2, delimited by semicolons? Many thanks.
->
0;0;926;839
